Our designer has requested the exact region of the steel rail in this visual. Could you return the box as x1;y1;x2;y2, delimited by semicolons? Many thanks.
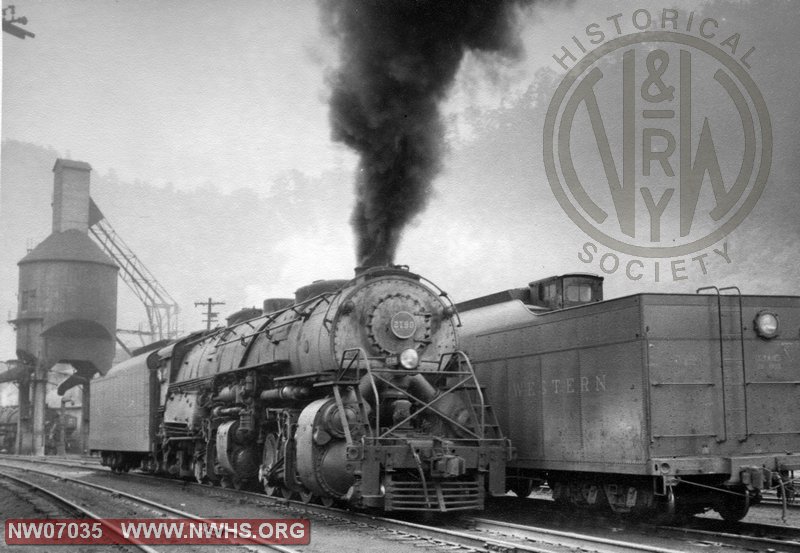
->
655;522;800;552
0;469;160;553
0;462;297;553
0;456;635;552
1;457;498;552
760;496;800;509
468;517;686;553
9;455;800;553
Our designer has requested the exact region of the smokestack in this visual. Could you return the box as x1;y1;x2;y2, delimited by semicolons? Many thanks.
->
52;159;92;234
322;0;531;267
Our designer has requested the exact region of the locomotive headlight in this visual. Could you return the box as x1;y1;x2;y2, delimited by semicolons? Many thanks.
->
755;311;779;339
399;348;419;369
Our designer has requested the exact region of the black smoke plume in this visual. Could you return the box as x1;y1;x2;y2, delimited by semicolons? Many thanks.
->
322;0;531;267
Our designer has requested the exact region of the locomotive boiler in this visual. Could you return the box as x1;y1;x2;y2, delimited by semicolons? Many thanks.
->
90;266;511;511
458;274;800;522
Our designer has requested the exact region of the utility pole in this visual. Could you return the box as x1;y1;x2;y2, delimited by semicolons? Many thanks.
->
195;298;225;330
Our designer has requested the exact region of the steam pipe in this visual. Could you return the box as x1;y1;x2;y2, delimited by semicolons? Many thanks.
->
260;386;310;402
212;406;244;418
408;374;438;403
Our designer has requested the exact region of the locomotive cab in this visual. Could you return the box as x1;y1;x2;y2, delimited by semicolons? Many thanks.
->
528;273;603;310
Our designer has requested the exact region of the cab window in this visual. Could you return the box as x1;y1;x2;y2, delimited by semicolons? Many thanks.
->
565;284;592;303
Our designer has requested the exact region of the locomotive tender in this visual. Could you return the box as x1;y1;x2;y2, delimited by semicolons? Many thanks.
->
458;274;800;521
89;266;511;512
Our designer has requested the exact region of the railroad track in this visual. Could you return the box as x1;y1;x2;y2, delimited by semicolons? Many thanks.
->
462;517;686;553
1;457;500;552
0;456;676;552
0;469;157;553
480;497;800;552
0;462;297;553
763;498;800;508
4;454;800;553
469;513;800;553
654;521;800;552
760;491;800;510
0;457;588;553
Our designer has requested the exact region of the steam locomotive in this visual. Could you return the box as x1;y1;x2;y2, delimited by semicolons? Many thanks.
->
89;266;511;512
458;274;800;521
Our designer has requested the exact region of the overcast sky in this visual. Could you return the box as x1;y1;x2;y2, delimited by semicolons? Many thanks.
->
2;0;798;362
3;0;709;190
2;1;352;188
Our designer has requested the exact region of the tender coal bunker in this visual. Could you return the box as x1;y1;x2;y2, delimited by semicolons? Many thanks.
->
321;0;533;266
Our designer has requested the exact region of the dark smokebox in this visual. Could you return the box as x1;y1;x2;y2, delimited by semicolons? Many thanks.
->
322;0;531;267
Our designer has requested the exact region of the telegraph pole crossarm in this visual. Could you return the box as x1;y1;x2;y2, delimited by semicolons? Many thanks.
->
195;298;225;331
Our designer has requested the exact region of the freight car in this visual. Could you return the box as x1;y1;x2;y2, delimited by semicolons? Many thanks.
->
90;266;511;512
458;274;800;521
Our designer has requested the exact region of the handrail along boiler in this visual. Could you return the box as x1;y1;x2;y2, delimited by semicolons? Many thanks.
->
90;266;511;511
